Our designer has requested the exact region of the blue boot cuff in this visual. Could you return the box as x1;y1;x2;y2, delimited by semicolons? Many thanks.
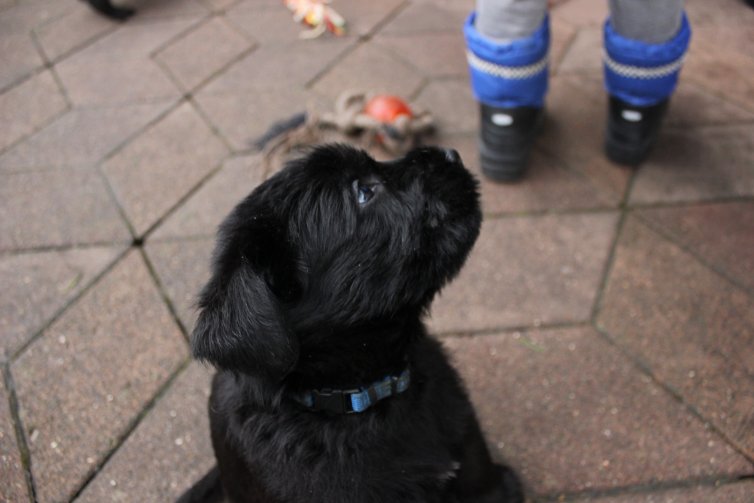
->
464;13;549;108
604;13;692;106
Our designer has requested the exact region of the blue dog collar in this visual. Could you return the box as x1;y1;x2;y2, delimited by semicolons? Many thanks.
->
295;368;411;414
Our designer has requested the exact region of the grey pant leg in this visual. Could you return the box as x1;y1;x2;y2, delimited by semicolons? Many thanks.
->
609;0;685;44
475;0;547;42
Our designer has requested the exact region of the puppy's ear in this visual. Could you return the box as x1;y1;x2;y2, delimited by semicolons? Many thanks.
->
192;206;299;380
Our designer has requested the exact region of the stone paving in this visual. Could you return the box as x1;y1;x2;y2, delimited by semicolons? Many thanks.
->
1;0;753;501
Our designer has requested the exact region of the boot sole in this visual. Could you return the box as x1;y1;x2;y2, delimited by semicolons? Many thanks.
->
605;134;653;167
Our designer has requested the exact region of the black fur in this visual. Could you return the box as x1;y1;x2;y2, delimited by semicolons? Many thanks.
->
180;145;524;503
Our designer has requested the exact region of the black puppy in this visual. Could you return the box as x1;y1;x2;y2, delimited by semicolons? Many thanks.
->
83;0;135;20
180;145;524;503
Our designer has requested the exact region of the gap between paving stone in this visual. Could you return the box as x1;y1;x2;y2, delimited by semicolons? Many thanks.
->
593;321;754;467
1;365;37;502
631;206;754;297
535;475;754;502
138;247;194;341
67;358;193;502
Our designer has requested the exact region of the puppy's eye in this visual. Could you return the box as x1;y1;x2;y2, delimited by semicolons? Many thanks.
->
358;185;374;204
353;180;381;206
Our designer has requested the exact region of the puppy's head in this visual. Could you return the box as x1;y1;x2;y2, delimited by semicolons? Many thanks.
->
192;144;481;378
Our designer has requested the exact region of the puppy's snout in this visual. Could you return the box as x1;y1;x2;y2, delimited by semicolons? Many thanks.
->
443;148;461;163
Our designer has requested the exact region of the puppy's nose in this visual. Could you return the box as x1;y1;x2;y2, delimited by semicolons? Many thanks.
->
443;148;461;163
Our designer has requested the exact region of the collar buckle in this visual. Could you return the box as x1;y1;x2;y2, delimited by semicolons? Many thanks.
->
296;368;411;415
310;388;358;414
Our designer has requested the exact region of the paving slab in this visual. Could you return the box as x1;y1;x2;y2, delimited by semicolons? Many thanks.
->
685;0;754;28
224;1;314;44
155;16;252;92
665;81;754;128
200;0;240;12
52;14;199;60
0;32;45;92
0;69;67;152
76;363;215;503
144;237;214;333
557;73;754;130
151;154;265;240
550;0;608;28
0;377;30;503
128;0;209;19
0;167;132;251
55;17;200;106
102;102;228;237
415;78;477;134
0;101;174;170
433;134;615;214
629;125;754;205
0;0;69;36
11;251;188;503
428;212;618;334
689;21;754;58
0;245;125;361
56;52;182;108
376;31;467;78
195;86;321;151
685;44;754;114
312;42;425;101
549;17;578;74
202;37;353;95
411;0;469;27
636;202;754;293
0;0;68;89
442;328;753;496
597;216;754;459
574;480;754;502
334;0;406;37
536;75;631;204
33;5;115;63
558;26;602;74
380;2;461;35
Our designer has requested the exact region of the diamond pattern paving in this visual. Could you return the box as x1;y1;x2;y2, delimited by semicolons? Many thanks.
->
102;102;228;237
636;202;754;292
154;16;252;92
630;125;754;204
0;246;125;360
429;212;618;334
0;167;132;251
0;376;30;503
144;238;215;332
0;101;173;170
443;328;752;496
435;134;615;214
0;70;67;152
597;217;754;458
11;251;188;503
55;17;200;106
76;363;214;502
1;0;753;501
579;480;754;503
150;154;266;240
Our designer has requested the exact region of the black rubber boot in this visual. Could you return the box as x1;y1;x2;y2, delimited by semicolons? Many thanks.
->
479;104;543;182
605;96;669;167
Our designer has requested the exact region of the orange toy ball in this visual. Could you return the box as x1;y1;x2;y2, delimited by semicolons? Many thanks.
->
363;95;413;123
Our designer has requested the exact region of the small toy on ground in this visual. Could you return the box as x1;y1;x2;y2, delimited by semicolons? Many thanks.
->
284;0;347;38
320;92;435;154
253;91;435;163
